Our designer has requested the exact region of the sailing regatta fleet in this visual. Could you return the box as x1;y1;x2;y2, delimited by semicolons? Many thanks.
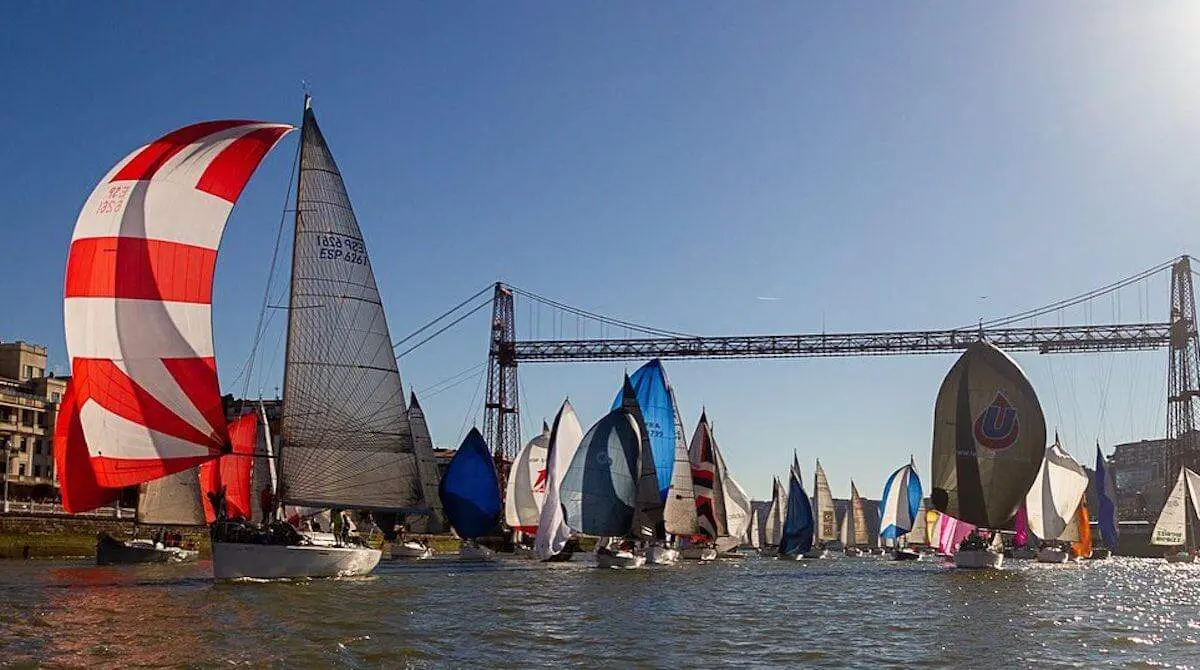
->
50;101;1194;580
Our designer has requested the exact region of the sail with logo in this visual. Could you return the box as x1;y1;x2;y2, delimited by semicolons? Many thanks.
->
813;460;837;546
931;340;1046;528
505;423;550;533
1151;468;1200;561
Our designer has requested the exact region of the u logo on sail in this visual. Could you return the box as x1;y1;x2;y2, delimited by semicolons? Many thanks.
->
972;392;1019;450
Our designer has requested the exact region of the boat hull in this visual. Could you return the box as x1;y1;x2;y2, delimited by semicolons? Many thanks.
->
717;550;746;560
511;545;538;560
955;549;1004;569
804;548;831;559
1036;547;1070;564
459;543;497;562
390;541;433;560
1166;551;1197;563
892;548;920;561
212;541;381;580
596;551;645;569
680;546;718;561
1086;548;1111;560
1007;547;1037;560
646;545;679;565
843;547;863;557
96;534;198;566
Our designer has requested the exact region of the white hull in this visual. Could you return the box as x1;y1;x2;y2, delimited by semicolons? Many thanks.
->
843;547;863;557
645;546;679;565
718;550;746;560
804;548;830;559
1036;547;1070;564
1166;551;1198;563
596;551;645;569
212;541;381;580
389;541;433;560
459;543;497;562
955;548;1004;570
680;546;718;561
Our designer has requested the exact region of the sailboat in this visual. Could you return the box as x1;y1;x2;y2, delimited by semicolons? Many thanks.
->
685;412;728;561
778;452;815;560
745;504;762;553
880;460;923;561
613;360;690;565
762;476;787;550
1091;444;1119;560
1151;468;1200;563
930;341;1047;569
388;393;441;559
840;481;870;556
55;109;398;578
560;379;653;569
441;429;503;561
1026;437;1089;564
806;459;836;559
1008;505;1036;559
533;400;584;561
504;422;550;558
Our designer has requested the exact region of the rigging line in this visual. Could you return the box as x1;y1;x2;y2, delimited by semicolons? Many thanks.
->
232;136;302;397
396;299;492;359
507;285;696;338
417;362;488;396
391;284;494;349
457;362;488;448
422;366;487;401
972;256;1176;329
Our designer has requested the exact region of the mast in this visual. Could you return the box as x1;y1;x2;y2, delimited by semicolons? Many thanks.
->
277;92;309;504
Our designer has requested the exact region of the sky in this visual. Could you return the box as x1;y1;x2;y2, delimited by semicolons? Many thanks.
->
3;3;1198;501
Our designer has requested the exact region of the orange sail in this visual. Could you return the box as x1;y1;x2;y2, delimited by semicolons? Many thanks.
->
1072;501;1093;559
198;413;258;523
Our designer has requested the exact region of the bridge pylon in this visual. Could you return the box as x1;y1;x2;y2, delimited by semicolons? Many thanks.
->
484;283;521;470
1166;255;1200;488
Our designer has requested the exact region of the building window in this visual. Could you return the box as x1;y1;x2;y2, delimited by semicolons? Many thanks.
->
17;464;24;477
51;392;60;403
33;465;40;478
34;439;43;455
23;365;32;380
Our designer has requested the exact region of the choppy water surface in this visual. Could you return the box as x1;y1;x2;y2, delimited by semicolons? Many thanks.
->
0;555;1198;668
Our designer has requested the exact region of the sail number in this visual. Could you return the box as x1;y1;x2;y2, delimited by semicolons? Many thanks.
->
95;185;131;214
316;233;368;265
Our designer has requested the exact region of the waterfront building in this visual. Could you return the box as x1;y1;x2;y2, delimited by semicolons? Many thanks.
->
0;342;66;500
1111;438;1171;521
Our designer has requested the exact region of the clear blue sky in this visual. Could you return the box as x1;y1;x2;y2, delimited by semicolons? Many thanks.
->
3;3;1197;501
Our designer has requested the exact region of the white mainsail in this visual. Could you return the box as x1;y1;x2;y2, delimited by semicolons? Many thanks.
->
721;475;753;552
278;103;422;511
534;400;585;559
136;468;206;526
1152;469;1197;546
814;459;837;543
505;425;550;532
1025;438;1089;541
663;387;699;536
763;476;788;546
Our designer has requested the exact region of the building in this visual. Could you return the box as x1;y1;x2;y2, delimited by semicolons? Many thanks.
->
1111;438;1171;521
0;342;67;500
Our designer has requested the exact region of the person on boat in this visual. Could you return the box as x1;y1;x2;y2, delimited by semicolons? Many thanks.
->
207;486;228;523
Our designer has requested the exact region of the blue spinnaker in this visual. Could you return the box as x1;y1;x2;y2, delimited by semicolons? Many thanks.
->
560;408;642;536
1095;444;1119;551
778;469;814;557
612;359;676;501
439;428;502;540
880;463;923;540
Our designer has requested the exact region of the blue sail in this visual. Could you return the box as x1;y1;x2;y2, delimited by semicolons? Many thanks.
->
438;428;502;540
560;407;642;536
778;469;814;557
611;359;676;501
880;463;923;539
1095;444;1119;551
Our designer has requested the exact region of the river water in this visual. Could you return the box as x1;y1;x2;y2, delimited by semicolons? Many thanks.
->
0;554;1196;668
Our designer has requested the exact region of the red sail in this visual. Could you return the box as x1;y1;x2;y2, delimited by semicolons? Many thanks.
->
199;413;257;523
53;384;120;513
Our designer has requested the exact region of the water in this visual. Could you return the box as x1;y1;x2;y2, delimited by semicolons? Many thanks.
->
1;555;1198;668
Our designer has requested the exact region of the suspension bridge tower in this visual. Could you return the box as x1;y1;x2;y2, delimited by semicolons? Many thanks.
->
483;283;521;466
1166;256;1200;486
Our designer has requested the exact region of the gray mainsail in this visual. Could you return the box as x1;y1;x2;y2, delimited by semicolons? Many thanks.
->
279;101;420;511
622;377;664;539
663;386;699;536
409;393;446;531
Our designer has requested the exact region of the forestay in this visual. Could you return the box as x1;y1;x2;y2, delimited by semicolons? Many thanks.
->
279;103;421;511
63;119;292;490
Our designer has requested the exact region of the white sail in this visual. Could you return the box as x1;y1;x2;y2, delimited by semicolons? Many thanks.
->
851;482;869;547
747;506;761;548
814;459;837;542
1152;469;1191;546
909;499;928;545
763;477;788;546
721;475;753;552
1057;502;1082;542
838;509;850;547
278;102;420;511
1025;439;1090;541
408;394;445;531
505;426;550;531
534;400;584;559
137;468;206;526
